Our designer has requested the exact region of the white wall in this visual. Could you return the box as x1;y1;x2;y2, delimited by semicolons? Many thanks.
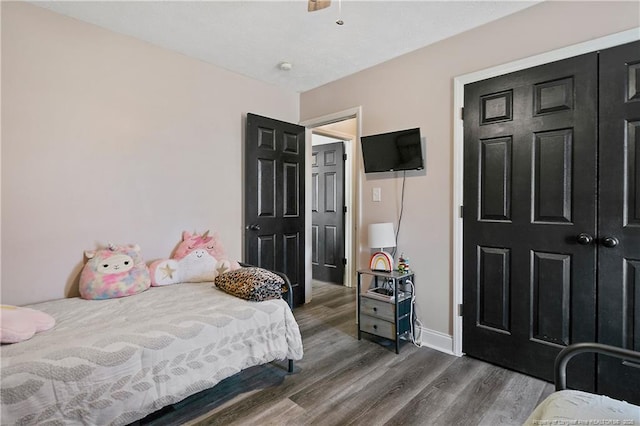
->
300;1;640;341
1;2;299;305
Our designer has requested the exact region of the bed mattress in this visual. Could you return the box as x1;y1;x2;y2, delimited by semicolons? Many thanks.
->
524;390;640;425
1;283;303;425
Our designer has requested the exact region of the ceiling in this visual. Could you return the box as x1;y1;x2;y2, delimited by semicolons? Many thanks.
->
33;1;539;93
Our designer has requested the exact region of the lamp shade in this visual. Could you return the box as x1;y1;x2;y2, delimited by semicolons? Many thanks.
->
368;223;396;250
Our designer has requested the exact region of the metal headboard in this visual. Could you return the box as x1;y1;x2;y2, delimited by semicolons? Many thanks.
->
555;342;640;391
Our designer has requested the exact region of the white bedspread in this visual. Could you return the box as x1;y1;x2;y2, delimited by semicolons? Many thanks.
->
0;283;303;426
524;390;640;426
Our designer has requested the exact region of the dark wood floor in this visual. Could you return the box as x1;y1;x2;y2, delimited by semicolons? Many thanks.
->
142;281;553;426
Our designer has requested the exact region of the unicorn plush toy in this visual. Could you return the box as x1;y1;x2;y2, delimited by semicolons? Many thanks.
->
149;230;240;286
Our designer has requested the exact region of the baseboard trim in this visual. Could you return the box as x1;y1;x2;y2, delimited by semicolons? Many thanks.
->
417;326;456;356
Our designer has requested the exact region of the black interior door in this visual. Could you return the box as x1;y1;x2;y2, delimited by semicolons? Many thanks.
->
312;142;346;284
245;113;305;307
597;40;640;404
463;53;598;391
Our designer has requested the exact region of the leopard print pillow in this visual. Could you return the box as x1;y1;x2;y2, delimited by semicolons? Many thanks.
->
214;267;283;302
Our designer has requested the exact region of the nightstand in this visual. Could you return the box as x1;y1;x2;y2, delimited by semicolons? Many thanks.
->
357;269;414;354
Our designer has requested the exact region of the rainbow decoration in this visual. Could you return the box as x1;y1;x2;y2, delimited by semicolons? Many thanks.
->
369;251;394;272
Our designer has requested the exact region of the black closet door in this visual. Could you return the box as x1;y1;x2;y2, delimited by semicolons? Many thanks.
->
464;40;640;401
311;142;346;284
598;40;640;405
244;113;306;307
463;53;598;391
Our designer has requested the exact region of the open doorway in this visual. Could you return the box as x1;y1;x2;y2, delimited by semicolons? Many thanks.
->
302;108;360;290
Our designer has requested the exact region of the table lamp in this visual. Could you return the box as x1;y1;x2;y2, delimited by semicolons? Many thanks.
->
368;222;396;272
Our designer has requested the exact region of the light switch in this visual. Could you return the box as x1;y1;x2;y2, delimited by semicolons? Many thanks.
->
372;187;381;202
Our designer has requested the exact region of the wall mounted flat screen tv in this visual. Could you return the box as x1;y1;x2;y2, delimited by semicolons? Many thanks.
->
361;128;424;173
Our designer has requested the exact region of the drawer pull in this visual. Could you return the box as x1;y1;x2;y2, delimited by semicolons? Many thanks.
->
373;307;377;312
373;325;378;330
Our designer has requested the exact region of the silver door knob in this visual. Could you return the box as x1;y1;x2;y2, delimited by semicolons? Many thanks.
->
576;233;594;245
601;236;619;248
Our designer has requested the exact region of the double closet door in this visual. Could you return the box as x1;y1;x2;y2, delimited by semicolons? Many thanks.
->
463;41;640;403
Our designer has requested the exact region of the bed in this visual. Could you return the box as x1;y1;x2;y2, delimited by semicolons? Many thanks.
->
524;343;640;425
0;280;303;426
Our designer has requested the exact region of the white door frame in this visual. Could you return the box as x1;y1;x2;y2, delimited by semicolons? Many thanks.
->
452;28;640;357
302;107;362;295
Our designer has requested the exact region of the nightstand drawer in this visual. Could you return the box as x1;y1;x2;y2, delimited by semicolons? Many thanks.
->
360;296;394;321
360;314;395;340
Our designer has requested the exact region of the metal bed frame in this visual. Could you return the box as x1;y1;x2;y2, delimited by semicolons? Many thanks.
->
555;342;640;391
239;262;295;373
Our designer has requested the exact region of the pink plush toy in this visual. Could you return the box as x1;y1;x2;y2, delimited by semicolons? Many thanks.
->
149;230;240;286
79;244;151;300
0;305;55;344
